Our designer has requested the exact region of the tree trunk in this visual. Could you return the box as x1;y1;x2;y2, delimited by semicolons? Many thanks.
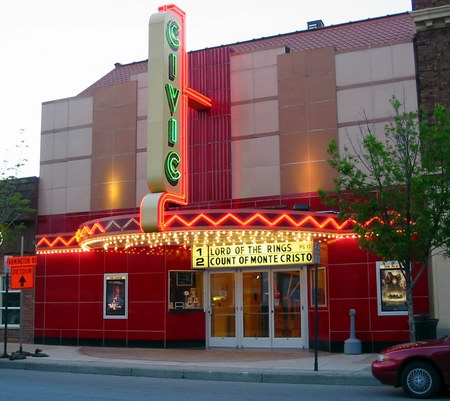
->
404;261;416;342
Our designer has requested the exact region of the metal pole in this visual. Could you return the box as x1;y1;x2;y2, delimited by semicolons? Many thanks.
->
1;270;9;358
314;262;319;371
19;236;24;355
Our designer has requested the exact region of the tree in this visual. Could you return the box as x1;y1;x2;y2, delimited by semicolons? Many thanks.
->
0;133;36;249
320;98;450;341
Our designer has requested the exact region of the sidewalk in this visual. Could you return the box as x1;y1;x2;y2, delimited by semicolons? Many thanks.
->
0;343;380;386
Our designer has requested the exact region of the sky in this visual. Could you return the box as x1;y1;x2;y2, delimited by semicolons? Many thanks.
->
1;0;412;178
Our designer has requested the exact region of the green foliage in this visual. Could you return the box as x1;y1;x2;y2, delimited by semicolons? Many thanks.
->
0;135;36;242
320;99;450;341
321;99;450;268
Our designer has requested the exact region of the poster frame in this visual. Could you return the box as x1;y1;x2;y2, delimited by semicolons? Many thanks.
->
103;273;128;319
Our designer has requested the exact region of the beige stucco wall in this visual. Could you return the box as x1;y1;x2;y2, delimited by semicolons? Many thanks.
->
230;46;285;199
39;96;93;215
230;45;339;199
335;42;418;158
278;47;338;195
132;71;149;208
430;253;450;337
39;80;139;215
229;42;418;200
90;81;137;211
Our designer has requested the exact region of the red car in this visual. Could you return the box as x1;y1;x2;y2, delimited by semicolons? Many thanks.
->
371;335;450;398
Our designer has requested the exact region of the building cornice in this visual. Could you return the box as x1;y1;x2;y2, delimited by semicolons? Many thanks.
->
412;5;450;32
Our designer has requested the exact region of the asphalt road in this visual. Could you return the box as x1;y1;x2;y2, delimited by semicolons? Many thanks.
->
1;368;425;401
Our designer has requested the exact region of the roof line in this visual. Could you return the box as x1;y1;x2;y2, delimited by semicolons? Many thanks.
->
189;12;411;53
93;11;411;70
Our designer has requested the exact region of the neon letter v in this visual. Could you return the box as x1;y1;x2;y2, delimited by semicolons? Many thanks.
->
165;83;180;116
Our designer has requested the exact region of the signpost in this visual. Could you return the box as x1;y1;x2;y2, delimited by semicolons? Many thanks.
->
4;250;36;357
1;263;10;359
313;242;320;371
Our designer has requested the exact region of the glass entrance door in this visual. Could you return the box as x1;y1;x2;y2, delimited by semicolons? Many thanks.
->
207;269;307;348
241;271;271;347
208;272;237;347
272;270;303;347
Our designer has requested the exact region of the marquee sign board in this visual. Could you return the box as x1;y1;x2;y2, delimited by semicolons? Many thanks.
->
192;241;314;269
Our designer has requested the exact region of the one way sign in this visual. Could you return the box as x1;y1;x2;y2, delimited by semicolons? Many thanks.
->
10;266;35;290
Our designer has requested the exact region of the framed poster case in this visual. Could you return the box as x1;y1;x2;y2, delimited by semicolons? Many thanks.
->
103;274;128;319
376;261;407;316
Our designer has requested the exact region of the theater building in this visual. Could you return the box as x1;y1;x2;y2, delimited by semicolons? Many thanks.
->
35;6;430;352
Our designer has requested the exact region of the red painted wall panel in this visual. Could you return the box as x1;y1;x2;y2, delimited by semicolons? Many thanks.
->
104;252;128;274
79;303;103;330
328;263;370;299
188;48;232;204
328;238;368;265
329;298;372;333
127;331;165;341
79;275;103;302
35;249;206;345
307;310;330;340
45;254;79;276
128;302;166;331
78;330;103;339
34;302;44;328
45;276;79;303
44;303;79;329
128;273;166;302
79;252;105;275
34;277;46;302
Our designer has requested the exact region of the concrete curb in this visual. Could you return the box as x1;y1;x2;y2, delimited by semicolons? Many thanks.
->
0;359;380;386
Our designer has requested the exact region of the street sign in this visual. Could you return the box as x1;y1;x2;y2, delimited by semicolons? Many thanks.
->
314;242;321;265
6;256;37;267
5;256;37;290
10;265;35;290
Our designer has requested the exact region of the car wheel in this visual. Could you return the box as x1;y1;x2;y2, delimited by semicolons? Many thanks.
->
400;361;441;399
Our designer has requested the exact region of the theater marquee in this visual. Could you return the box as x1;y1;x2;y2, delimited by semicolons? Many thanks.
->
192;241;314;268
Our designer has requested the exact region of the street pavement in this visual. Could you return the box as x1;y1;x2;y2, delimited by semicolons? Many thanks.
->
0;343;380;386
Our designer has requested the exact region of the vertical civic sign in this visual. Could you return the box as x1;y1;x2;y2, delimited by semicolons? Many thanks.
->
140;4;188;231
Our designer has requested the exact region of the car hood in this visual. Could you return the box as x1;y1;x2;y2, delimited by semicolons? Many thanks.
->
381;338;448;354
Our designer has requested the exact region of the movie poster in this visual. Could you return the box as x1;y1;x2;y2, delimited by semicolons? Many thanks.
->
376;262;407;315
104;274;128;319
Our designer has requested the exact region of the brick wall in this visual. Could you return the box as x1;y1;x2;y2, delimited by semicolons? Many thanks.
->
413;0;449;10
0;288;35;346
415;26;450;112
413;0;450;113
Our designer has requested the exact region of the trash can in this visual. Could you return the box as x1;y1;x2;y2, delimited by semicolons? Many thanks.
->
414;314;439;341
